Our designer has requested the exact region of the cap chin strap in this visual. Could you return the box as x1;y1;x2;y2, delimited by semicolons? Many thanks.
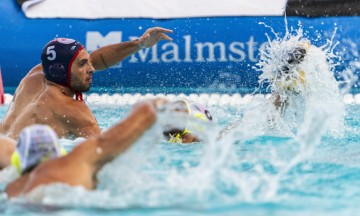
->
60;85;84;101
75;91;83;101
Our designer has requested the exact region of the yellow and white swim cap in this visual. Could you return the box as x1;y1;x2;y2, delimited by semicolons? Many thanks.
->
11;124;66;174
164;99;213;143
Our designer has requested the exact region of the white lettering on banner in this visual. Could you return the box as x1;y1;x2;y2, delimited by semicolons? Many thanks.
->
86;31;123;68
86;31;122;51
195;42;227;62
161;43;181;63
229;42;246;61
184;35;193;62
247;36;258;62
86;31;265;65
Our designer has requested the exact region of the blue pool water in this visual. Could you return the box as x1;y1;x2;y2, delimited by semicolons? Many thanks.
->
0;98;359;215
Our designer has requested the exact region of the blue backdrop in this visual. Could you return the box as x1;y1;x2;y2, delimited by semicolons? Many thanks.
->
0;1;359;92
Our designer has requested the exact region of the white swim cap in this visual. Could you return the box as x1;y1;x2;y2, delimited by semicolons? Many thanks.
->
11;124;66;174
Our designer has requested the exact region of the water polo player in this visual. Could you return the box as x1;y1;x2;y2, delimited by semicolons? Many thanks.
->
270;41;309;111
0;27;173;139
162;99;213;143
6;99;166;198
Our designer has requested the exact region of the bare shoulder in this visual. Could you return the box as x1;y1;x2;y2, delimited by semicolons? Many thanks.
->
43;88;100;137
25;64;44;78
19;64;45;87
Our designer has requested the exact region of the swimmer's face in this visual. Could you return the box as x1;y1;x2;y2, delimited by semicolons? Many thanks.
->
70;49;95;92
162;100;202;143
278;41;310;77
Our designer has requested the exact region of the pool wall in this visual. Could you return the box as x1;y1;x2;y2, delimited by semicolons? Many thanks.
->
0;1;359;92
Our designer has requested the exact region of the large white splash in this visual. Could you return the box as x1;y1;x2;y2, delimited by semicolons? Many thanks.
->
255;27;346;137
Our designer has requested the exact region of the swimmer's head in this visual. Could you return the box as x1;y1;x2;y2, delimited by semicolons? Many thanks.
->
279;46;307;74
11;124;66;174
163;99;213;143
274;41;310;92
41;38;84;88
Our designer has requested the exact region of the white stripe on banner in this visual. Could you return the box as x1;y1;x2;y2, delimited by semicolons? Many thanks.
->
24;0;287;19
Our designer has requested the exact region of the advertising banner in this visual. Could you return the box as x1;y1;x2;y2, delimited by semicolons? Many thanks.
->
1;0;359;91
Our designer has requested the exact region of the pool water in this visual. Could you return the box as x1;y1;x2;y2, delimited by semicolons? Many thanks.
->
0;98;359;216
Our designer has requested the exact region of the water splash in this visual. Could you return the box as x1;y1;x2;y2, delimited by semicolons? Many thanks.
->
256;25;346;137
13;103;336;209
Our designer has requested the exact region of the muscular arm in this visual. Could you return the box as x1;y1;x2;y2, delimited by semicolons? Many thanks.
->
90;40;141;71
70;100;157;171
90;27;173;71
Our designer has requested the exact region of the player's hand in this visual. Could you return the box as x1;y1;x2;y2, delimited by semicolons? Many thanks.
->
150;97;169;111
138;27;173;48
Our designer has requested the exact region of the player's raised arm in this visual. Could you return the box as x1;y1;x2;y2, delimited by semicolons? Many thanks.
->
90;27;173;71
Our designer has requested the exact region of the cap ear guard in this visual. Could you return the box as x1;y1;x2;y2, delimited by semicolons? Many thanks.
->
193;113;207;121
48;62;67;82
60;147;67;156
11;151;21;174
